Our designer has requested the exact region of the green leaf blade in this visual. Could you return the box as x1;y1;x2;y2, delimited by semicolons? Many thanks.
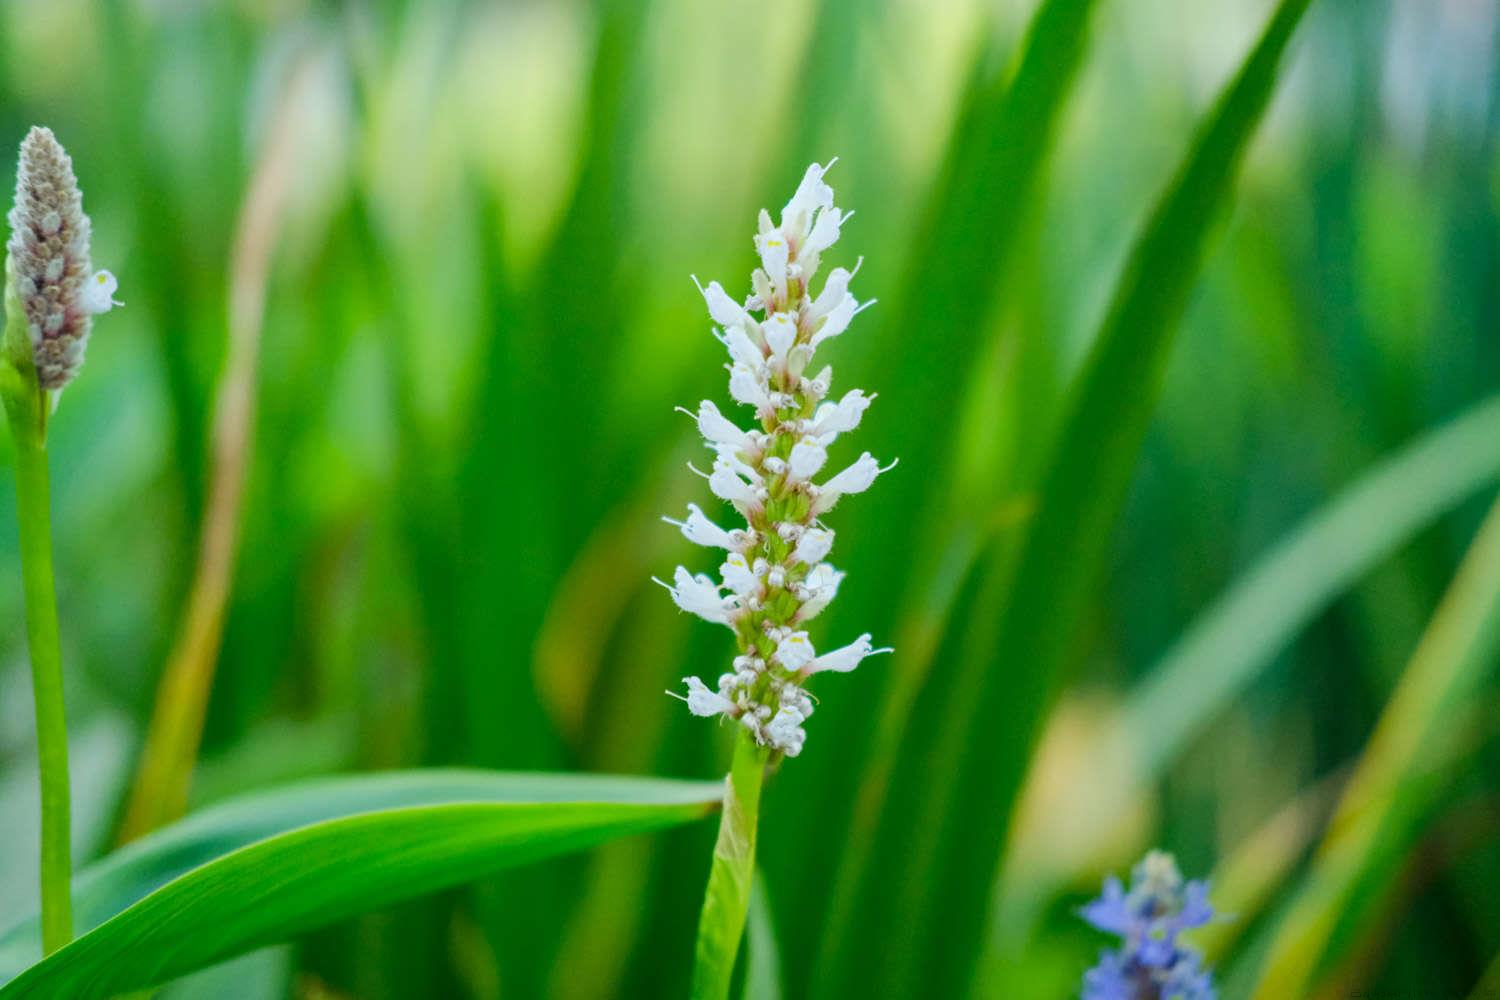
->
829;0;1317;994
0;771;720;999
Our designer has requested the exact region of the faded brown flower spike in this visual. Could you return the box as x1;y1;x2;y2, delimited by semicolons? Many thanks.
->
6;126;119;390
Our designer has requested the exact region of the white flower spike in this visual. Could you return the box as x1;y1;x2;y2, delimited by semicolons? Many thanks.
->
658;162;894;756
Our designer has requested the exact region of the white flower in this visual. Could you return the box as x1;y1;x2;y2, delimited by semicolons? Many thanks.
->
773;630;816;671
655;567;738;625
718;324;764;369
804;206;848;257
765;706;807;756
720;552;760;597
728;363;772;409
691;400;750;450
762;313;797;363
779;161;835;240
708;459;759;507
663;503;739;549
812;452;896;514
788;439;828;481
755;230;789;290
808;264;858;322
80;270;122;314
809;293;860;349
793;527;834;565
796;562;845;621
694;275;756;331
676;676;736;718
811;390;875;438
805;633;893;675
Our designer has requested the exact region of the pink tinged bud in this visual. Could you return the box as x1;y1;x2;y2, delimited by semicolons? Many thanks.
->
805;633;893;675
812;452;896;514
695;400;750;449
812;389;875;437
693;275;754;329
793;527;834;565
788;439;828;481
7;127;115;390
774;631;816;671
663;503;736;549
720;552;760;597
762;313;797;362
728;363;772;409
655;566;737;625
679;676;736;717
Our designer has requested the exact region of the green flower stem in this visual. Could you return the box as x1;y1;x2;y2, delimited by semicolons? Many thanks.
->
1;367;72;955
691;731;768;1000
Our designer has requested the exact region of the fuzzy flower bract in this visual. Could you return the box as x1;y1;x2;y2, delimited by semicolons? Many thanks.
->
5;126;119;390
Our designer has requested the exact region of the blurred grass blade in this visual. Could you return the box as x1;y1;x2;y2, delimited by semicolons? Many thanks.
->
830;1;1316;994
119;47;321;842
1249;491;1500;998
801;0;1102;981
743;874;782;1000
0;771;719;997
1129;393;1500;777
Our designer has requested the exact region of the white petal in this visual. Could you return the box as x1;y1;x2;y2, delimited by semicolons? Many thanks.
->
756;231;789;287
792;527;834;565
728;364;772;409
763;313;797;362
811;389;874;437
720;552;760;597
804;206;846;256
80;269;122;314
682;676;735;717
809;294;858;349
805;633;892;675
663;503;736;549
774;631;816;671
695;400;749;449
812;452;894;513
720;325;764;369
788;439;828;481
694;276;753;329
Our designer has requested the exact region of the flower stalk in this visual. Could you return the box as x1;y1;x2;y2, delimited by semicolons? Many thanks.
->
2;126;119;955
660;161;892;996
0;359;71;953
690;731;767;999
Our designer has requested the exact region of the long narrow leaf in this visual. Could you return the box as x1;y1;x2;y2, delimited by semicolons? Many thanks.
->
0;771;719;998
1129;392;1500;775
800;0;1104;985
1249;491;1500;997
831;1;1316;995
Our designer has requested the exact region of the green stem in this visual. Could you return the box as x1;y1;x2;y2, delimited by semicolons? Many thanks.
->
3;376;72;954
691;731;768;1000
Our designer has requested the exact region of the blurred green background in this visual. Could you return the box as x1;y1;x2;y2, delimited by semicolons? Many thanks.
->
0;0;1497;996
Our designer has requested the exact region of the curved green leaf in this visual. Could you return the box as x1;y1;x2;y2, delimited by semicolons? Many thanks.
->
0;770;719;998
1128;392;1500;776
834;0;1316;995
1250;492;1500;997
